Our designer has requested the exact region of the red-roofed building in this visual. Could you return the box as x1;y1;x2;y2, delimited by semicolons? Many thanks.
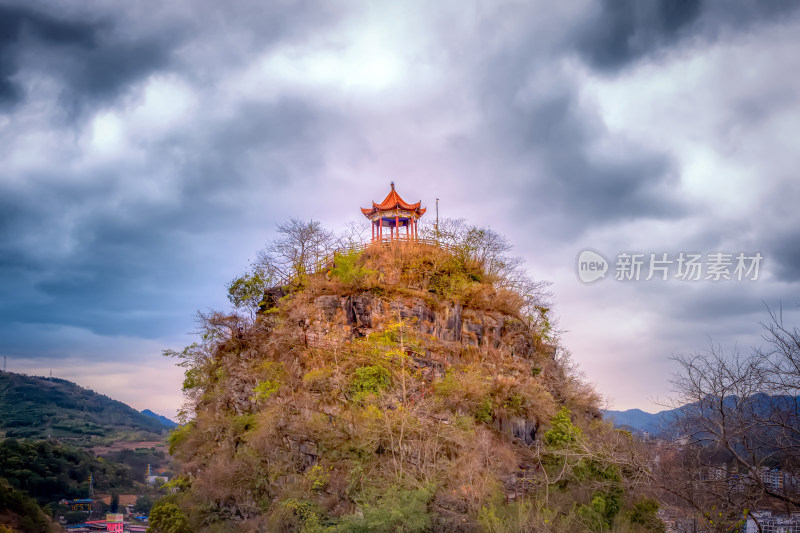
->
361;183;426;242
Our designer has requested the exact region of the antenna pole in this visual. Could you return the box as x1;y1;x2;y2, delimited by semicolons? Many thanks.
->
435;198;439;240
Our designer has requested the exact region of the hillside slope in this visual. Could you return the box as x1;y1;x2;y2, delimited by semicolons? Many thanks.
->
0;371;172;444
164;242;658;532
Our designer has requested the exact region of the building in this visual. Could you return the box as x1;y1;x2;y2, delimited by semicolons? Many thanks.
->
361;183;426;242
745;511;800;533
106;513;123;533
759;467;786;492
63;499;94;512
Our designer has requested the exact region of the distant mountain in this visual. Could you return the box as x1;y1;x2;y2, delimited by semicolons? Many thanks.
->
601;408;672;435
603;394;800;438
141;409;178;428
0;371;173;443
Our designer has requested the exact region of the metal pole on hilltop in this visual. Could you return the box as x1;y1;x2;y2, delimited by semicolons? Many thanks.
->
435;198;439;241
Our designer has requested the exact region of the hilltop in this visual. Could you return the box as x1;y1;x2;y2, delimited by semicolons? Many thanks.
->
0;371;173;445
160;222;661;533
142;409;178;428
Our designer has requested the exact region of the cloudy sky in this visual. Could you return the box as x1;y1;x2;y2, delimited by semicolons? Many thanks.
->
1;0;799;419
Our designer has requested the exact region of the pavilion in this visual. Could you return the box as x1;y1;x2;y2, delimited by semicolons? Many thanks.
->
361;183;426;242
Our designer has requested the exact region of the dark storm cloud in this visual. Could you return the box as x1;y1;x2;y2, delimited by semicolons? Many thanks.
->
0;0;355;353
574;0;800;73
0;93;342;343
574;0;702;73
765;228;800;283
0;4;173;111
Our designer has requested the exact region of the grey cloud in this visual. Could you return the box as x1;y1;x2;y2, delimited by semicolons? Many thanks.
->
0;4;96;106
765;228;800;283
574;0;702;73
0;4;170;111
0;92;342;342
573;0;800;73
466;42;685;238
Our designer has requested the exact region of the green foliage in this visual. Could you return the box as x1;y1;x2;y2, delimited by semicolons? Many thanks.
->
0;439;135;506
543;407;583;448
334;486;433;532
575;489;623;531
250;361;285;403
250;381;280;402
474;397;494;423
226;267;271;312
231;413;257;435
428;257;474;300
148;501;191;533
0;478;56;533
349;365;391;403
623;498;665;532
283;498;322;528
306;465;331;492
478;499;535;533
167;422;195;455
134;494;155;515
331;250;374;287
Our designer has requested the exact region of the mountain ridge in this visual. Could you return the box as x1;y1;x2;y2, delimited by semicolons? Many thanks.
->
0;370;174;444
141;408;178;428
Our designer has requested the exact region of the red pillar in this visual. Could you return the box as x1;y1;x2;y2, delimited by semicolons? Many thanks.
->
372;220;375;241
395;215;399;241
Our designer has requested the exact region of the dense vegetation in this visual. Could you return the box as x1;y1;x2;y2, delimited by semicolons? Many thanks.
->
160;220;662;532
0;439;136;506
0;478;59;533
0;372;171;444
100;447;169;481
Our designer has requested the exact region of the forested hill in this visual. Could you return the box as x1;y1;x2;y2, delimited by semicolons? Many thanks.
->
0;371;171;444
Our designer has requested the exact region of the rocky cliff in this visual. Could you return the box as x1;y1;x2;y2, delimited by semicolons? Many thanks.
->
162;243;644;533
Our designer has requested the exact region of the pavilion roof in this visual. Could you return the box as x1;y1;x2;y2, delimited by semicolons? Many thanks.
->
361;183;426;217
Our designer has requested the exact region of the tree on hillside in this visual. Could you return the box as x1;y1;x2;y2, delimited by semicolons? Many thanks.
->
658;307;800;530
420;217;553;327
227;219;337;316
257;218;336;284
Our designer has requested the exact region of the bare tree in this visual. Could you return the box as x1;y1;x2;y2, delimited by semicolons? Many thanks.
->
659;308;800;529
337;220;370;250
419;217;553;316
256;218;336;285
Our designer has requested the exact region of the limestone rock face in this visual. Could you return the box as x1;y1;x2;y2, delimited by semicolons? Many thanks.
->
310;292;549;361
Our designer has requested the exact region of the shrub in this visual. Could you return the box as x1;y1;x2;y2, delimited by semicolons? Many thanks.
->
306;465;331;492
332;250;374;287
350;365;391;403
475;398;494;423
147;501;191;533
543;407;582;449
250;380;280;402
335;486;433;532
